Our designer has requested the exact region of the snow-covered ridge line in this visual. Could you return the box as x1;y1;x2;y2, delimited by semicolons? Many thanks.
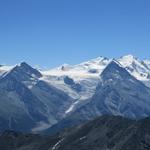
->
41;55;150;82
0;54;150;82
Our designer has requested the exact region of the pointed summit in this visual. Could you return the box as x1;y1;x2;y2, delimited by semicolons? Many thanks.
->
15;62;42;78
20;61;30;67
101;60;131;81
2;61;42;81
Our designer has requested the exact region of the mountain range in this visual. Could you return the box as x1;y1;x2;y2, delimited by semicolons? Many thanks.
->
0;55;150;133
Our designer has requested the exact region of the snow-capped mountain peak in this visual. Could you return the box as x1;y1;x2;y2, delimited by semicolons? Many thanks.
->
118;55;150;83
0;65;15;76
101;59;133;82
42;56;111;80
80;56;109;65
118;54;138;66
41;55;150;102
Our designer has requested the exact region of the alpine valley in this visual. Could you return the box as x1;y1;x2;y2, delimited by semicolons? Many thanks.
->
0;54;150;135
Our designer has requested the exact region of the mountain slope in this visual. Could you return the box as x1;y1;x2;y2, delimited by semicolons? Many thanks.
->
0;62;74;132
47;60;150;133
1;116;150;150
52;115;150;150
0;55;150;133
76;60;150;120
118;55;150;87
41;55;150;114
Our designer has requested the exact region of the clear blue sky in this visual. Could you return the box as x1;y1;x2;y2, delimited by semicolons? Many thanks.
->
0;0;150;68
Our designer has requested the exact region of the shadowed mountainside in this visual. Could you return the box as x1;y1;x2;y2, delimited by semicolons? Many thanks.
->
1;115;150;150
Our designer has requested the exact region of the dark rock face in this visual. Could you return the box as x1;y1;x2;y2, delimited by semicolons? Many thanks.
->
88;69;99;73
0;130;60;150
64;76;82;92
1;116;150;150
31;80;74;121
64;76;75;85
55;116;150;150
2;62;42;82
91;61;150;119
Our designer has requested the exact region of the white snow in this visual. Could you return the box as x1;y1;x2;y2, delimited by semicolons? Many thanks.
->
144;59;150;69
32;121;52;132
40;58;109;114
40;57;109;102
65;101;79;114
118;54;135;66
118;55;150;82
79;136;86;140
51;138;64;150
42;57;111;81
0;65;14;75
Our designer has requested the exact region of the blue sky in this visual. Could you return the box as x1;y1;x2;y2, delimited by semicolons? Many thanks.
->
0;0;150;68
